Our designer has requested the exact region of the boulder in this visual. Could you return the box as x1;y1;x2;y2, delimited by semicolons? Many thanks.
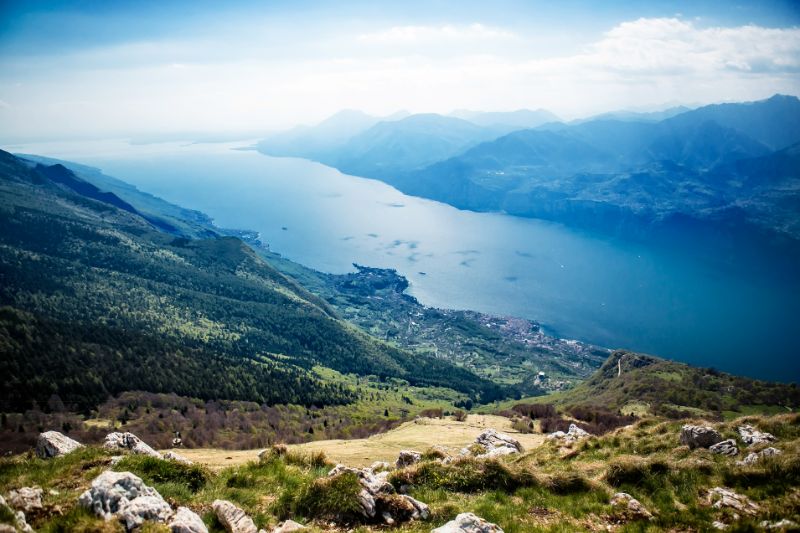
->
546;424;592;445
760;519;799;530
707;487;759;515
370;461;393;472
474;429;523;457
402;495;430;520
272;519;306;533
212;499;258;533
35;431;83;459
103;432;162;458
431;512;504;533
6;487;43;513
679;425;723;449
738;425;776;447
78;471;172;531
396;450;422;468
709;439;739;456
356;489;376;518
0;495;32;533
737;447;782;466
610;492;653;520
169;506;209;533
163;451;194;465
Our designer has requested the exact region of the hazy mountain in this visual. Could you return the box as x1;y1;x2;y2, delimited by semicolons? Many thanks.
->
571;106;691;124
450;108;560;129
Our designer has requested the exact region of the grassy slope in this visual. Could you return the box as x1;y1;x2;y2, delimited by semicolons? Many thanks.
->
1;413;797;532
533;350;800;419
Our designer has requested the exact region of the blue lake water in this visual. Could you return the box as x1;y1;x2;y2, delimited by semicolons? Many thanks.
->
7;139;799;382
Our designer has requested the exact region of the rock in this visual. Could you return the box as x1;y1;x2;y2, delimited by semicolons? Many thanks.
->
738;425;776;447
78;471;172;531
712;520;728;530
760;519;799;530
474;429;523;457
707;487;759;515
35;431;83;459
103;432;162;458
737;447;782;466
680;425;723;449
610;492;653;520
169;506;209;533
356;489;376;518
546;424;592;445
212;499;258;533
370;461;392;472
6;487;43;513
396;450;422;468
164;451;194;465
117;495;173;531
431;512;504;533
402;495;430;520
709;439;739;456
0;495;33;533
272;519;306;533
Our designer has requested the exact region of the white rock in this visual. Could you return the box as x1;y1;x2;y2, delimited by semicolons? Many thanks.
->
610;492;653;520
396;450;422;468
370;461;392;472
431;512;504;533
271;519;306;533
169;506;209;533
546;424;592;445
6;487;43;513
164;451;194;465
680;425;723;449
212;499;258;533
0;495;32;533
738;425;776;447
760;519;799;530
712;520;728;530
117;495;173;531
475;429;523;454
35;431;83;459
356;488;376;518
707;487;759;515
737;447;782;466
103;432;162;458
709;439;739;456
402;495;430;520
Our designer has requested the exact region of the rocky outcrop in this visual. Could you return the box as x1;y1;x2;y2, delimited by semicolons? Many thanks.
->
78;471;173;531
396;450;422;468
0;495;33;533
680;425;723;449
760;519;799;530
610;492;653;520
6;487;43;514
370;461;393;472
709;439;739;456
35;431;83;459
103;432;162;458
473;429;523;458
163;451;194;465
431;512;504;533
707;487;759;515
547;423;592;444
272;519;306;533
738;425;776;447
737;447;782;466
212;499;258;533
169;506;208;533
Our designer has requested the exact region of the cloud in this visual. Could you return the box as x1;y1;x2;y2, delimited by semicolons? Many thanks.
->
357;23;516;44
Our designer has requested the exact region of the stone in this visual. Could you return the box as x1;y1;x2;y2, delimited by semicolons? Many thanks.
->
78;471;172;531
546;424;592;445
707;487;759;515
396;450;422;468
164;451;194;465
760;519;799;530
474;429;523;456
6;487;43;513
610;492;653;520
709;439;739;456
272;519;306;533
117;495;173;531
431;512;504;533
0;495;33;533
169;506;209;533
370;461;392;472
103;432;162;458
212;499;258;533
356;489;376;518
680;425;723;449
35;431;83;459
737;447;782;466
738;425;776;447
712;521;728;530
402;495;430;520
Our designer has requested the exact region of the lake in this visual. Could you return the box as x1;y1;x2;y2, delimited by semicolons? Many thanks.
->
6;139;799;382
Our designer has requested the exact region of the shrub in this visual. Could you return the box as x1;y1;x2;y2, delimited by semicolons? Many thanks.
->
291;472;365;522
567;406;637;434
511;403;557;419
452;410;467;422
421;447;448;461
389;457;538;493
604;456;669;487
419;408;443;419
113;456;208;492
545;472;593;494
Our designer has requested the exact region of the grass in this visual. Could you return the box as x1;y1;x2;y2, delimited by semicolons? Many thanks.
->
0;413;798;532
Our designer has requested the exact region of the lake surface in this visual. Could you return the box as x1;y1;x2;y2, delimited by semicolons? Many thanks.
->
7;139;800;382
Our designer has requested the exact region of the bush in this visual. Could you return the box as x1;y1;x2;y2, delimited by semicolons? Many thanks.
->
389;457;538;493
511;403;557;419
545;472;593;494
291;472;365;522
421;447;448;461
604;456;669;487
419;408;443;419
113;455;209;492
452;410;467;422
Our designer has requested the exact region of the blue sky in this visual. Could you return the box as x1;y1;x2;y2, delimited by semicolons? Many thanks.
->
1;0;799;140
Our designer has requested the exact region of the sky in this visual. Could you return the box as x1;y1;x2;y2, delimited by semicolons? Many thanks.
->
0;0;799;141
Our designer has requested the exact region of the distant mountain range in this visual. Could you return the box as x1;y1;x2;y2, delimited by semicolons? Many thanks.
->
257;94;800;246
